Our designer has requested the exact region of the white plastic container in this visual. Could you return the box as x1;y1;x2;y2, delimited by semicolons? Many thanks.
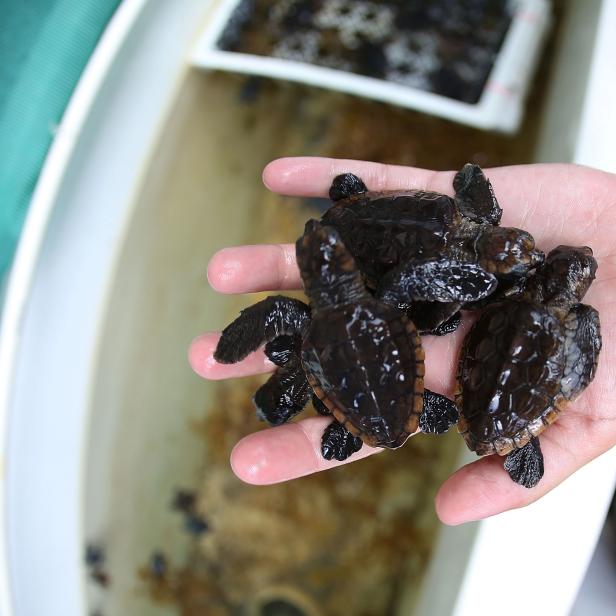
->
1;1;615;615
192;0;552;132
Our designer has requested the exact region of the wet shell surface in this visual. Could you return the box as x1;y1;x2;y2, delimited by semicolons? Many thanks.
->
303;300;425;449
322;190;456;287
455;300;568;456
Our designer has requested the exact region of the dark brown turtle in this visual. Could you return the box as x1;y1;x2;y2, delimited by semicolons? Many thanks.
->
455;245;602;488
322;164;544;334
214;220;496;460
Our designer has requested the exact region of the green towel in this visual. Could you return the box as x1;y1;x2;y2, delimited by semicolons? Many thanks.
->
0;0;122;284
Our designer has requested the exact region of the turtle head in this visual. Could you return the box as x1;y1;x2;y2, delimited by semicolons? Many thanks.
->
536;245;597;305
296;220;366;308
476;226;544;278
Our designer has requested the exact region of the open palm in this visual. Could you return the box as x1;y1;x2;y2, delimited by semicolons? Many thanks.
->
189;157;616;525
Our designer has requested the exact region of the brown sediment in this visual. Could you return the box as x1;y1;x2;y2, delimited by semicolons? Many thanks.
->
141;379;459;615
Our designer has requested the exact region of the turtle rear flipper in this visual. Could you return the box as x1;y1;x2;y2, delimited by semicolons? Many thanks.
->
329;173;368;202
419;389;459;434
254;362;311;426
504;437;544;488
453;163;502;226
560;304;602;400
376;259;497;305
214;296;310;364
321;420;363;461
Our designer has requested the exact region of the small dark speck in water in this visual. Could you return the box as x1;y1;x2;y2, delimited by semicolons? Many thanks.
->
85;543;110;587
85;544;105;567
239;76;264;103
150;551;168;579
90;570;110;588
172;489;197;513
184;514;210;536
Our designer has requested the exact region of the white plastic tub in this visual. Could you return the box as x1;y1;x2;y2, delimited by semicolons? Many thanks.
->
1;1;615;615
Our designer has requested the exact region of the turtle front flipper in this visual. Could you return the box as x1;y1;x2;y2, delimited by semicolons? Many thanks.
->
214;296;310;364
254;363;311;426
321;420;363;461
504;437;544;488
329;173;368;202
453;163;502;226
264;334;301;367
425;311;461;336
376;259;497;305
419;389;459;434
560;304;602;400
255;334;310;425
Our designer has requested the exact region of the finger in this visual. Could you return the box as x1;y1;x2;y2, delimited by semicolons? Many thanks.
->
218;161;615;297
189;317;470;392
208;244;299;293
434;421;590;525
435;455;538;525
263;158;616;253
262;156;582;205
230;416;381;485
188;333;274;380
263;156;448;197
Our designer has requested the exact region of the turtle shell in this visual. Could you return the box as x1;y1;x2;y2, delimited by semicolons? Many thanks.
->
455;300;568;456
302;299;424;449
322;190;457;287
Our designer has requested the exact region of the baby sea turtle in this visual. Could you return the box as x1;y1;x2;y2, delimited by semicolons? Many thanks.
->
214;220;496;460
322;163;544;333
455;245;602;488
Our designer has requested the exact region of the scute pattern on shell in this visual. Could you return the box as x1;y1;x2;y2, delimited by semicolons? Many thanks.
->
303;300;425;448
456;301;567;455
321;190;456;286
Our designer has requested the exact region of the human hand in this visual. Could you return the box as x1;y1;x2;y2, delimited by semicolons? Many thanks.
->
189;157;616;525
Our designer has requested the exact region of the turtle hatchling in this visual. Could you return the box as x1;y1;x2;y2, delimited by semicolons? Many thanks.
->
322;163;544;334
455;245;602;488
213;220;495;461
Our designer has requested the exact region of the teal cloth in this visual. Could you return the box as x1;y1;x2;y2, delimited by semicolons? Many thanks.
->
0;0;122;283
